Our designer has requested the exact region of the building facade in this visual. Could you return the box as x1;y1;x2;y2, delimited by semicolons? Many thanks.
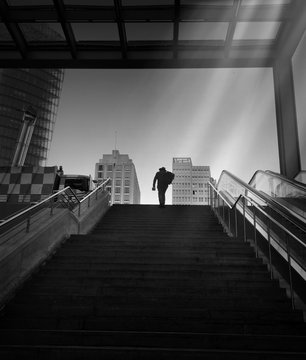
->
0;68;64;167
95;150;141;205
172;157;211;205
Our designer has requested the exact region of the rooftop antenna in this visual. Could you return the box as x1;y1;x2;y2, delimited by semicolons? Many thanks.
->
115;131;117;151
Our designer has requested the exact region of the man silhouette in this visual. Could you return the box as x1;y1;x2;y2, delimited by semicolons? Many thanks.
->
152;167;174;208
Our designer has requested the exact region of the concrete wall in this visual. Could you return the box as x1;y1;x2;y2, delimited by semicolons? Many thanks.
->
0;192;110;306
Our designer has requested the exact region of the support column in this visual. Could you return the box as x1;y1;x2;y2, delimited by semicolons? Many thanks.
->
273;57;301;179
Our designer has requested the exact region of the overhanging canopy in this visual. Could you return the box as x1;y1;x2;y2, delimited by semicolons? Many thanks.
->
0;0;305;68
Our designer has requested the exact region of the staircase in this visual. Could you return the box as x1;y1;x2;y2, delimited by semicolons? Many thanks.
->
0;204;306;359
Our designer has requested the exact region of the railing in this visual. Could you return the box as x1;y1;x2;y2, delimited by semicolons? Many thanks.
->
209;175;306;310
0;178;111;306
249;170;306;221
0;178;111;246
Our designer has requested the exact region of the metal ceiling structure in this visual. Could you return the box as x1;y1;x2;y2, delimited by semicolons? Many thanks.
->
0;0;305;69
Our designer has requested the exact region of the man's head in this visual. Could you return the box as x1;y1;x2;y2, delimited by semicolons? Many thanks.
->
159;167;166;172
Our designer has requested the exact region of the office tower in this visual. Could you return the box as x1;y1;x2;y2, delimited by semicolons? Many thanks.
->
0;68;64;167
95;150;141;205
172;157;211;205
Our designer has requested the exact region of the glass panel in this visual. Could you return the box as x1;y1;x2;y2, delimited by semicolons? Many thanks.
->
179;22;228;41
122;0;174;5
71;23;119;41
64;0;114;5
0;23;13;41
292;30;306;176
126;23;173;41
19;23;65;42
250;171;306;221
233;21;281;40
181;0;233;4
242;0;291;5
7;0;53;5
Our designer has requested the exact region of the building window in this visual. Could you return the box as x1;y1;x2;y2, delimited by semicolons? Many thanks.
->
124;179;130;186
97;171;103;178
107;165;113;171
115;187;121;194
98;165;103;171
115;179;121;186
124;188;130;194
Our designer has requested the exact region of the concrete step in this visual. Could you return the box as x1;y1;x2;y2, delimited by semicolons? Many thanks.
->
1;204;305;359
1;329;306;352
1;344;306;360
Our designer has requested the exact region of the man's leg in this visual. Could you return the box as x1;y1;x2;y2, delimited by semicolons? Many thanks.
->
158;186;167;207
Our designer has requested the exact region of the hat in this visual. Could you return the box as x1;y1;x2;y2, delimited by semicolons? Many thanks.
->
159;167;166;171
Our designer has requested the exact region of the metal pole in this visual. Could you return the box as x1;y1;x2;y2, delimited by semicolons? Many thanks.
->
267;216;273;279
285;234;295;309
235;206;238;238
26;215;31;233
253;208;258;258
243;197;246;243
222;198;225;222
228;206;231;234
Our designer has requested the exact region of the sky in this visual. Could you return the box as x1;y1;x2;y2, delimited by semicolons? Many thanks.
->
47;67;280;204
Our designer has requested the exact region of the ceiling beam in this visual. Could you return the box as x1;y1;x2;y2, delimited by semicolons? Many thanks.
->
0;0;27;58
274;0;306;61
53;0;77;59
6;4;291;23
114;0;127;60
0;57;273;69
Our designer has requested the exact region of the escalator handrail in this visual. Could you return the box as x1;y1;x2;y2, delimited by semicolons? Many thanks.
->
264;170;306;191
210;181;306;250
217;170;306;233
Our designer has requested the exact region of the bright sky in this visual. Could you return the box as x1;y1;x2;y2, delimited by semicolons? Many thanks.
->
47;68;279;205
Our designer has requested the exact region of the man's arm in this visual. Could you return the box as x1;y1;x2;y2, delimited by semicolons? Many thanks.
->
152;173;158;190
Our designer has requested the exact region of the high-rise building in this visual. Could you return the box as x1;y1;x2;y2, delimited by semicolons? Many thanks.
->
172;157;211;205
95;150;141;205
0;68;64;167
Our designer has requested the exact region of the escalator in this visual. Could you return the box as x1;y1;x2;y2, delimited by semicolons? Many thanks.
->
250;170;306;223
212;170;306;307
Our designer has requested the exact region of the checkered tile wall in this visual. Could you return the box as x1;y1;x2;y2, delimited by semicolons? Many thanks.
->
0;166;58;203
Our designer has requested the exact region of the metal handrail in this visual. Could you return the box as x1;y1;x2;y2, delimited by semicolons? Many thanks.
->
0;186;79;229
218;170;306;231
209;182;233;208
0;178;111;242
209;181;306;309
210;180;306;248
264;170;306;191
80;178;110;203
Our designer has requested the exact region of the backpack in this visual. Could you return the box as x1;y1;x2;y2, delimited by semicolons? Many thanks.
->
165;171;175;185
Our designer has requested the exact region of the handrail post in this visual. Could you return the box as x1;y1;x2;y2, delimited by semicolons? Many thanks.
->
267;215;273;279
228;206;231;234
253;207;258;258
26;214;31;233
285;234;295;309
222;198;225;222
243;197;246;243
50;196;54;216
234;206;238;238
